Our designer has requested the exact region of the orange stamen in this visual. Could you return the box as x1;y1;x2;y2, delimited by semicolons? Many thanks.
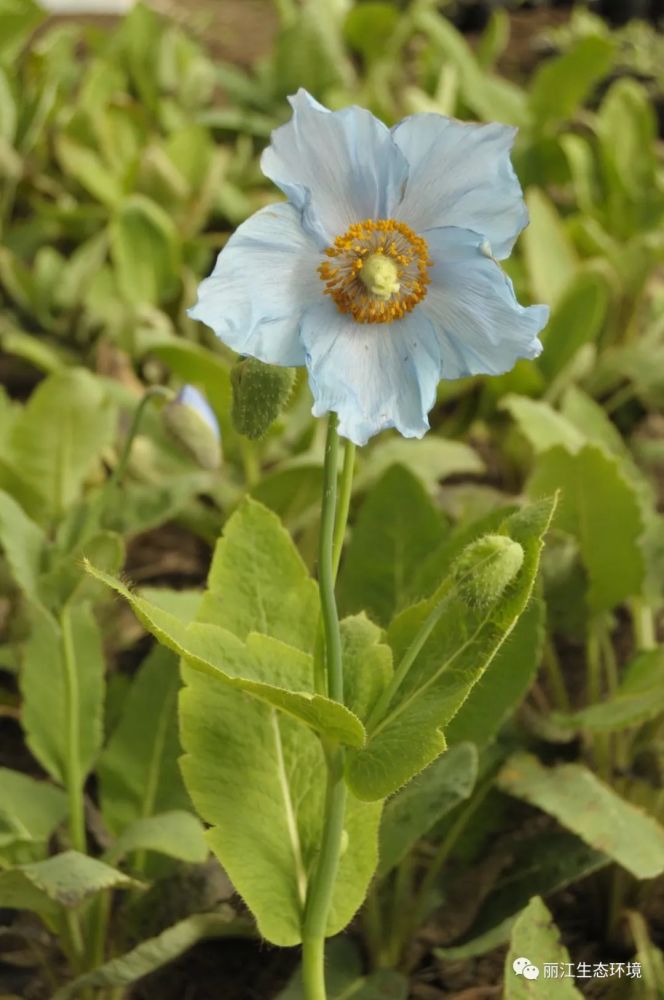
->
317;219;432;324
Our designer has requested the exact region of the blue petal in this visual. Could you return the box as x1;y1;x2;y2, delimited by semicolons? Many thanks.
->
188;202;319;366
261;89;409;248
300;300;441;446
421;227;548;380
391;114;527;259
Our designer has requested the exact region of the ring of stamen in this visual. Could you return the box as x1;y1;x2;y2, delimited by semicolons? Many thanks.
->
318;219;432;324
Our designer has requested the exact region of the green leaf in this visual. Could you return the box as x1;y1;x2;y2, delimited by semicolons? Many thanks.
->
476;9;509;69
529;35;614;125
85;566;365;748
180;659;381;946
273;4;352;97
341;615;393;725
553;649;664;733
505;896;583;998
98;645;191;837
0;0;45;62
0;489;45;600
251;465;323;532
378;743;478;878
445;598;545;748
346;498;556;801
52;909;250;999
110;195;181;305
522;190;579;306
498;754;664;879
104;811;208;866
537;271;609;383
137;587;202;624
560;386;638;470
528;444;645;612
502;396;584;454
340;464;447;627
415;9;528;125
0;851;140;927
343;3;399;62
20;602;105;786
198;498;319;653
597;78;658;196
355;437;483;495
6;368;117;522
436;830;607;959
0;768;67;848
40;530;125;610
55;135;124;209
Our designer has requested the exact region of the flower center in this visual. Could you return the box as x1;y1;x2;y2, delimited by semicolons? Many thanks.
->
318;219;432;324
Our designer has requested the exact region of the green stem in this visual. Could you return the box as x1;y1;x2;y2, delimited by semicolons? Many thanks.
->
240;437;260;489
362;885;385;970
385;855;414;968
332;437;355;580
586;622;611;781
542;639;570;711
302;746;347;1000
599;621;619;695
313;434;354;694
302;414;348;1000
318;414;343;702
61;606;85;854
64;908;86;974
630;596;657;652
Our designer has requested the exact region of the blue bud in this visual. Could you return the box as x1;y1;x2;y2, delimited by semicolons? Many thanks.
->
162;385;221;470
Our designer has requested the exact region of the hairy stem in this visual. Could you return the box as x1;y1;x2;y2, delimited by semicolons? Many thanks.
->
302;414;349;1000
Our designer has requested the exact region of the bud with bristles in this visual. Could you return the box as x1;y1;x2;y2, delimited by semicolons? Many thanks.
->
231;357;296;440
452;534;524;611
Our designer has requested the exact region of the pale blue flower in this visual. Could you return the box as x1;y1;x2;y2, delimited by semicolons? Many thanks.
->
189;90;547;446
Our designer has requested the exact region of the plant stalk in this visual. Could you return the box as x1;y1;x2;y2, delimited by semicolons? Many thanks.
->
302;413;349;1000
61;606;86;854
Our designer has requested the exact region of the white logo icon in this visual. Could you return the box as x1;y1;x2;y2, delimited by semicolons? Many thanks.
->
513;956;540;980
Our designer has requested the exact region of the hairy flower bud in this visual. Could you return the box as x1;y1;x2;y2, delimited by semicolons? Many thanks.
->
231;357;296;440
162;385;221;470
452;534;524;610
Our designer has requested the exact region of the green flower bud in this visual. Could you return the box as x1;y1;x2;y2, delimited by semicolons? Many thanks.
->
452;534;524;610
231;357;296;440
162;385;221;471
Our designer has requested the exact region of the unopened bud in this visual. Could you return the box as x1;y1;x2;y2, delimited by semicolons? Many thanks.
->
162;385;221;470
452;534;524;610
231;357;295;440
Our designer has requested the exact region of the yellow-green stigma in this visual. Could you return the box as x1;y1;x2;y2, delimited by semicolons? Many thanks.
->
359;252;400;301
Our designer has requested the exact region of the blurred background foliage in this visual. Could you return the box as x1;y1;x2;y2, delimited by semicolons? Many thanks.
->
1;1;664;998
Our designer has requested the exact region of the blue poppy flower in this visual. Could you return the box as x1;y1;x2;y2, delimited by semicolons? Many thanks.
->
189;90;548;446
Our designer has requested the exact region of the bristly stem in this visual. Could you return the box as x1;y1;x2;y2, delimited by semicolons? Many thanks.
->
302;413;349;1000
332;437;355;580
319;413;343;703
